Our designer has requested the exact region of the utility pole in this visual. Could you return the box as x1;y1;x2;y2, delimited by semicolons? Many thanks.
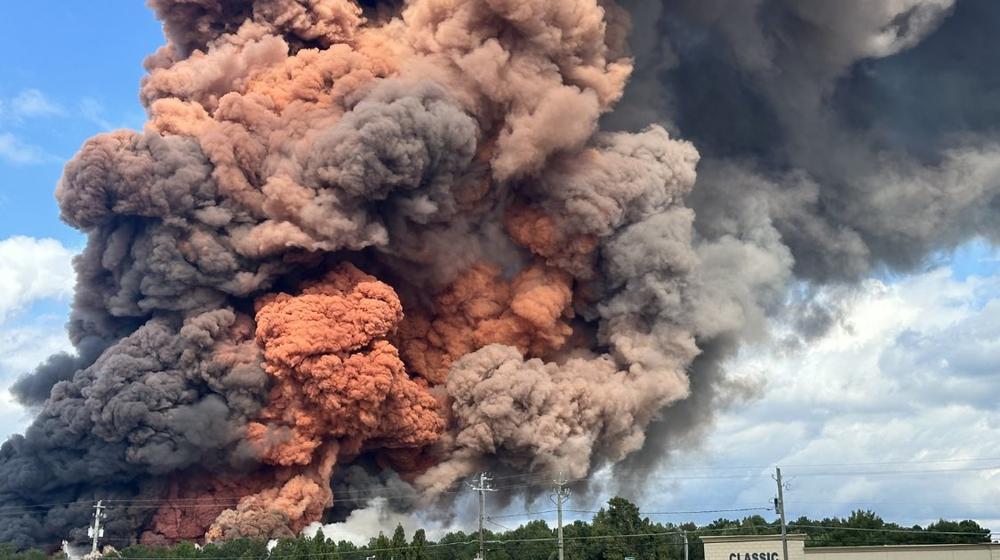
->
88;500;106;556
468;473;495;560
682;530;689;560
550;474;570;560
774;467;789;560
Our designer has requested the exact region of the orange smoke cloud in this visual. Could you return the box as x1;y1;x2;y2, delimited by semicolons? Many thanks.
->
399;262;575;385
207;444;340;540
199;263;445;537
399;0;632;180
505;204;599;279
249;262;444;466
142;473;276;545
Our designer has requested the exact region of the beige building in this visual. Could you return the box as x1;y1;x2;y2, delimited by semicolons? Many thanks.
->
702;534;1000;560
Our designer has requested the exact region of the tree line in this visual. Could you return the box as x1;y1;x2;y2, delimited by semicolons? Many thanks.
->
1;498;990;560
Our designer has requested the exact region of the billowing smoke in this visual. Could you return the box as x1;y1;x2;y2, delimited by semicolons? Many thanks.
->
602;0;1000;475
613;0;1000;280
3;0;998;549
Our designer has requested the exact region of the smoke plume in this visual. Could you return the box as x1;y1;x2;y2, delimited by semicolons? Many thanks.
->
3;0;998;548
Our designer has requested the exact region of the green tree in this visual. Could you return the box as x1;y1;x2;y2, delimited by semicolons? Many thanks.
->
926;519;991;544
390;525;408;560
336;540;359;557
592;497;650;560
123;544;173;560
371;531;391;560
309;528;337;559
410;529;428;560
168;542;200;560
428;531;474;560
498;519;552;560
271;537;315;560
213;538;269;560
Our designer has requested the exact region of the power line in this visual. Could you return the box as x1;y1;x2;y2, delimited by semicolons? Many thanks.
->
106;537;480;560
0;495;779;519
788;525;991;536
602;465;1000;484
0;487;986;520
99;523;995;560
487;506;774;522
0;493;987;522
779;457;1000;468
485;518;515;532
0;482;472;517
788;499;1000;506
784;465;1000;477
4;458;998;551
488;510;559;519
102;532;683;560
639;507;773;516
4;458;997;517
546;456;1000;475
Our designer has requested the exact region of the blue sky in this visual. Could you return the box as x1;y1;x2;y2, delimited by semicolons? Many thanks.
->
0;2;160;243
1;1;1000;544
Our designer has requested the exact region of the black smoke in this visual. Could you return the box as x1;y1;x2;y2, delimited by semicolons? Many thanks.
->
604;0;1000;472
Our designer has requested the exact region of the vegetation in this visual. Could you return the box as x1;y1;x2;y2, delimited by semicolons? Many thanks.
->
0;545;58;560
1;498;991;560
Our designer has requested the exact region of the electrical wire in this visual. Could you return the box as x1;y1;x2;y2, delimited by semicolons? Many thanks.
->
3;458;999;524
93;522;994;559
788;524;991;536
486;506;772;520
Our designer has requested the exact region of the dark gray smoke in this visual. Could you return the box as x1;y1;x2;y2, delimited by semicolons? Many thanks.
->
0;310;268;546
10;337;106;406
614;0;1000;278
604;0;1000;474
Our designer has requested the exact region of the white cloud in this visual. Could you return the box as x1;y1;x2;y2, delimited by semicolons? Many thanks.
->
0;236;76;438
79;97;145;132
634;266;1000;528
0;132;58;165
0;322;71;438
0;90;65;165
10;89;63;118
0;321;73;377
0;236;75;322
79;97;115;131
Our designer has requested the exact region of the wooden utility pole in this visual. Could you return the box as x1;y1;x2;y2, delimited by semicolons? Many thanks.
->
775;467;789;560
468;473;495;560
551;475;570;560
88;500;106;556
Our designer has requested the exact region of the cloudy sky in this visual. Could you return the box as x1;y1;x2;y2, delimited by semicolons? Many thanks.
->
1;1;998;541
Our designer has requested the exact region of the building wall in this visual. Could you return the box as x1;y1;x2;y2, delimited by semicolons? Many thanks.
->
703;536;806;560
702;535;1000;560
804;544;1000;560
